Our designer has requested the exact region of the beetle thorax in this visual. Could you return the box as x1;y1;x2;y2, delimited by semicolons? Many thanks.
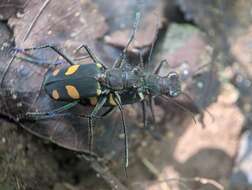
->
99;68;142;91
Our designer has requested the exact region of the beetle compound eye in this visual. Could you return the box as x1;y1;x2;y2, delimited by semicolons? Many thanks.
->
168;72;179;80
170;90;180;97
132;67;140;75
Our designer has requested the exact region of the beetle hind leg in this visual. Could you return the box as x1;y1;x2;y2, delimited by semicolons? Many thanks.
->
75;44;108;69
23;44;76;65
24;101;80;120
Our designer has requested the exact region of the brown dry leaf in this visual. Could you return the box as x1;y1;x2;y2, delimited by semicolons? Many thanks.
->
104;0;165;51
129;83;243;190
0;0;110;154
8;0;108;49
4;0;108;91
0;0;26;20
231;26;252;77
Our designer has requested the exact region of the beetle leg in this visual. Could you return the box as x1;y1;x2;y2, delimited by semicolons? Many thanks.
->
25;101;79;120
113;92;128;175
148;95;156;124
101;107;116;117
20;112;85;121
113;12;141;69
139;48;144;69
141;100;148;128
75;44;108;69
146;15;160;69
0;56;15;88
88;95;108;152
153;59;169;75
14;54;63;66
23;44;76;65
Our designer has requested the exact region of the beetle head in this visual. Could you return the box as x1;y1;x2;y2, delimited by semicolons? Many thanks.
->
162;71;181;97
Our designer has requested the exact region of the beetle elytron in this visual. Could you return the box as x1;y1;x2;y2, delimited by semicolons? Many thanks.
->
10;12;181;171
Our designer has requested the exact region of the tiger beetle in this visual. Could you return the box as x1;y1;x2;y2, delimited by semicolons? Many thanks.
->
5;12;181;172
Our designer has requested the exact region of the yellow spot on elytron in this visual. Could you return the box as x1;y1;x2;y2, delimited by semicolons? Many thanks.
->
52;90;60;100
52;69;60;76
65;85;80;99
89;97;98;106
96;63;102;68
138;92;144;100
96;89;102;96
109;94;117;106
65;65;80;75
96;83;101;95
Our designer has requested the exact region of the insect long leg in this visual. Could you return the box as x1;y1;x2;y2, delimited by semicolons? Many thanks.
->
148;95;156;124
114;92;128;175
88;95;108;152
153;59;168;75
21;112;83;120
25;101;79;120
113;12;141;69
141;100;148;128
23;44;75;65
101;107;116;117
0;56;15;88
138;48;145;69
14;54;62;66
146;15;160;69
75;44;108;69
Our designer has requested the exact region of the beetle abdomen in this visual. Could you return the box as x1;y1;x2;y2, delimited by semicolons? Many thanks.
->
44;63;103;101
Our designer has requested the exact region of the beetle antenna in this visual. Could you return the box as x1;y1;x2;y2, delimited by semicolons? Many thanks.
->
192;63;211;79
180;92;215;126
161;96;197;125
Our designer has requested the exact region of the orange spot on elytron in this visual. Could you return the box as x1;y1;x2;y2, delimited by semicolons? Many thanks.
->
89;97;98;106
65;85;80;99
52;90;60;100
65;65;80;75
109;94;117;106
52;69;60;76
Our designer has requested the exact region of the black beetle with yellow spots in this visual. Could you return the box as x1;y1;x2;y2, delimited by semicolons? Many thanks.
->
12;13;181;171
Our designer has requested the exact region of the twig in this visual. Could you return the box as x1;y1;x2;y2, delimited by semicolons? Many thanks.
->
23;0;51;41
79;154;129;190
133;176;224;190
